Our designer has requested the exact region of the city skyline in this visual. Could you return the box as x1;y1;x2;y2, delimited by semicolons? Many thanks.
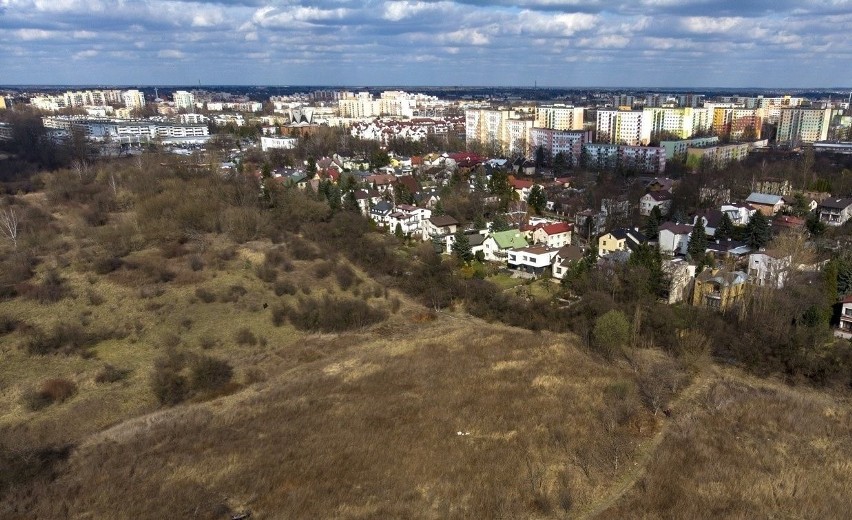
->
1;1;851;87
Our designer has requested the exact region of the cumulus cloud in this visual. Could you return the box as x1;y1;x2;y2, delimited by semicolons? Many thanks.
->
0;0;848;86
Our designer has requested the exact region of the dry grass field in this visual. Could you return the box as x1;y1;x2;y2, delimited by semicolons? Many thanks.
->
1;161;851;519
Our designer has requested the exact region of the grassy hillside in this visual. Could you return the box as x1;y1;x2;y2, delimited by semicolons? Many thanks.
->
1;157;850;518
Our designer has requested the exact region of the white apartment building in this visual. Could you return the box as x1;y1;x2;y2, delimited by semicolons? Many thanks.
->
260;136;297;151
178;113;208;124
639;107;711;143
534;104;585;131
465;108;532;154
173;90;195;111
596;109;643;146
122;90;146;109
777;108;832;145
529;128;591;166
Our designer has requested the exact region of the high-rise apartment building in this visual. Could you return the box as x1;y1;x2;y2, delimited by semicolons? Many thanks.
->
596;109;643;146
777;108;832;145
465;109;532;154
534;104;585;131
640;107;711;143
173;90;195;111
122;90;146;109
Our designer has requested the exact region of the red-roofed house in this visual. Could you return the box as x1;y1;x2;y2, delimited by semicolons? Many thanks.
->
510;177;535;201
532;222;573;248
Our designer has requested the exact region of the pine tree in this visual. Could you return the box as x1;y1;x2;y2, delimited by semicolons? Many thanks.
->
687;218;707;262
451;230;473;264
715;212;733;240
644;206;662;240
745;211;771;249
528;185;546;215
491;213;511;232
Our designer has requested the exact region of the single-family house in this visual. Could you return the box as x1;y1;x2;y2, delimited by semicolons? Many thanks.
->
691;267;748;311
646;177;675;193
365;174;397;193
552;245;584;280
598;228;647;257
658;222;693;256
532;222;573;249
661;259;696;304
705;239;751;259
510;178;534;201
482;230;529;261
692;209;723;237
836;295;852;339
370;200;394;227
445;230;488;257
355;189;382;216
818;197;852;227
721;203;755;226
507;246;559;275
639;191;673;216
388;204;431;236
421;215;459;241
773;215;806;233
747;250;792;289
746;192;785;216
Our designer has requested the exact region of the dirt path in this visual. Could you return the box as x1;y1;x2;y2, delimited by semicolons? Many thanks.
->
576;372;713;519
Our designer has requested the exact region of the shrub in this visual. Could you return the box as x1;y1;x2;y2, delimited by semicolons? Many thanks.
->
23;378;77;410
95;364;130;384
235;327;257;346
264;247;293;272
195;287;216;303
271;305;287;327
189;355;233;393
219;284;247;303
86;289;105;306
255;263;278;283
334;264;357;290
313;260;334;279
150;352;188;406
288;235;319;260
93;256;123;275
0;314;19;335
198;335;217;349
286;295;387;332
592;310;631;358
25;323;99;356
188;255;204;272
32;270;68;303
273;279;297;296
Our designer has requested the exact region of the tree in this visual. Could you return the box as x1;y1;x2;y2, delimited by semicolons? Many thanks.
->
644;206;662;240
534;145;546;168
394;223;404;240
491;213;511;232
528;185;546;215
0;206;20;250
593;310;630;358
687;218;707;263
451;230;473;264
628;243;664;297
553;152;568;175
715;212;734;240
805;210;825;236
745;211;771;249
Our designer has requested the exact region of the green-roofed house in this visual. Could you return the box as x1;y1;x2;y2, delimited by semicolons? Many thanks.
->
482;229;529;261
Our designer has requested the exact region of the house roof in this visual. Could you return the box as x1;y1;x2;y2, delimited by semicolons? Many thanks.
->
372;200;393;213
659;222;694;235
512;245;555;256
541;222;573;235
511;178;534;189
397;175;421;195
490;230;530;249
746;192;784;206
556;245;583;262
696;267;748;286
694;209;723;229
467;233;487;247
818;197;852;210
429;215;459;227
842;294;852;304
773;215;805;229
705;239;751;255
607;228;647;250
645;191;673;202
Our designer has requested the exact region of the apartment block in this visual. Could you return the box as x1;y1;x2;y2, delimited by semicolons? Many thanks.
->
529;128;592;167
777;108;832;145
534;104;585;131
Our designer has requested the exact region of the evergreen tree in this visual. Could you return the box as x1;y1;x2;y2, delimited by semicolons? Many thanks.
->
491;213;511;232
628;243;664;297
745;211;771;249
451;230;473;264
553;152;568;175
715;212;734;240
687;218;708;262
805;210;826;236
644;206;662;240
394;223;404;240
528;185;547;215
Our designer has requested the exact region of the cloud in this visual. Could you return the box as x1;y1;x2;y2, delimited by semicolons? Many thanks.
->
157;49;185;59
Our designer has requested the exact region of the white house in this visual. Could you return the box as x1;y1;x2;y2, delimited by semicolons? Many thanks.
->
818;197;852;227
551;245;584;280
658;222;693;256
747;251;792;289
445;231;488;257
387;204;431;236
507;246;559;275
532;222;573;249
639;191;673;216
482;230;529;261
721;203;755;227
837;295;852;339
421;215;459;241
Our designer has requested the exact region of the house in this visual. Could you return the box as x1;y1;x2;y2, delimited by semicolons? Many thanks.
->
692;209;723;237
658;222;693;256
645;177;675;193
747;250;792;289
661;259;696;304
421;215;459;241
721;203;755;226
396;175;422;198
598;228;647;257
705;239;751;259
817;197;852;227
507;246;559;275
510;178;534;201
354;189;382;216
387;204;431;237
691;267;748;311
445;230;487;257
836;295;852;339
552;245;584;280
746;192;785;216
773;214;806;233
370;200;394;227
575;209;607;236
532;222;573;248
639;191;673;216
482;230;529;261
365;174;397;193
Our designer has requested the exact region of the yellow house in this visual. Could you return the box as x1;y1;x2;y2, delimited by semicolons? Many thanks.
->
598;228;646;257
691;268;748;311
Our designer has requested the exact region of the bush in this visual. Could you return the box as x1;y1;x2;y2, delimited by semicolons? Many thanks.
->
95;364;130;384
189;355;233;393
31;270;68;303
264;247;293;272
23;378;77;410
235;327;257;346
271;305;287;327
150;352;188;406
188;255;204;272
593;310;631;358
335;264;357;290
219;284;247;303
86;289;105;306
286;295;387;333
93;256;123;275
198;335;217;349
25;323;100;356
313;260;334;279
0;314;19;335
194;287;216;303
273;279;297;296
255;263;278;283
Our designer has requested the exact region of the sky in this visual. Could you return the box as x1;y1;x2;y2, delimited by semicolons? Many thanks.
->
0;0;850;88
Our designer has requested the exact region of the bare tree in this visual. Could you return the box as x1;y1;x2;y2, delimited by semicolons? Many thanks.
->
0;206;20;249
